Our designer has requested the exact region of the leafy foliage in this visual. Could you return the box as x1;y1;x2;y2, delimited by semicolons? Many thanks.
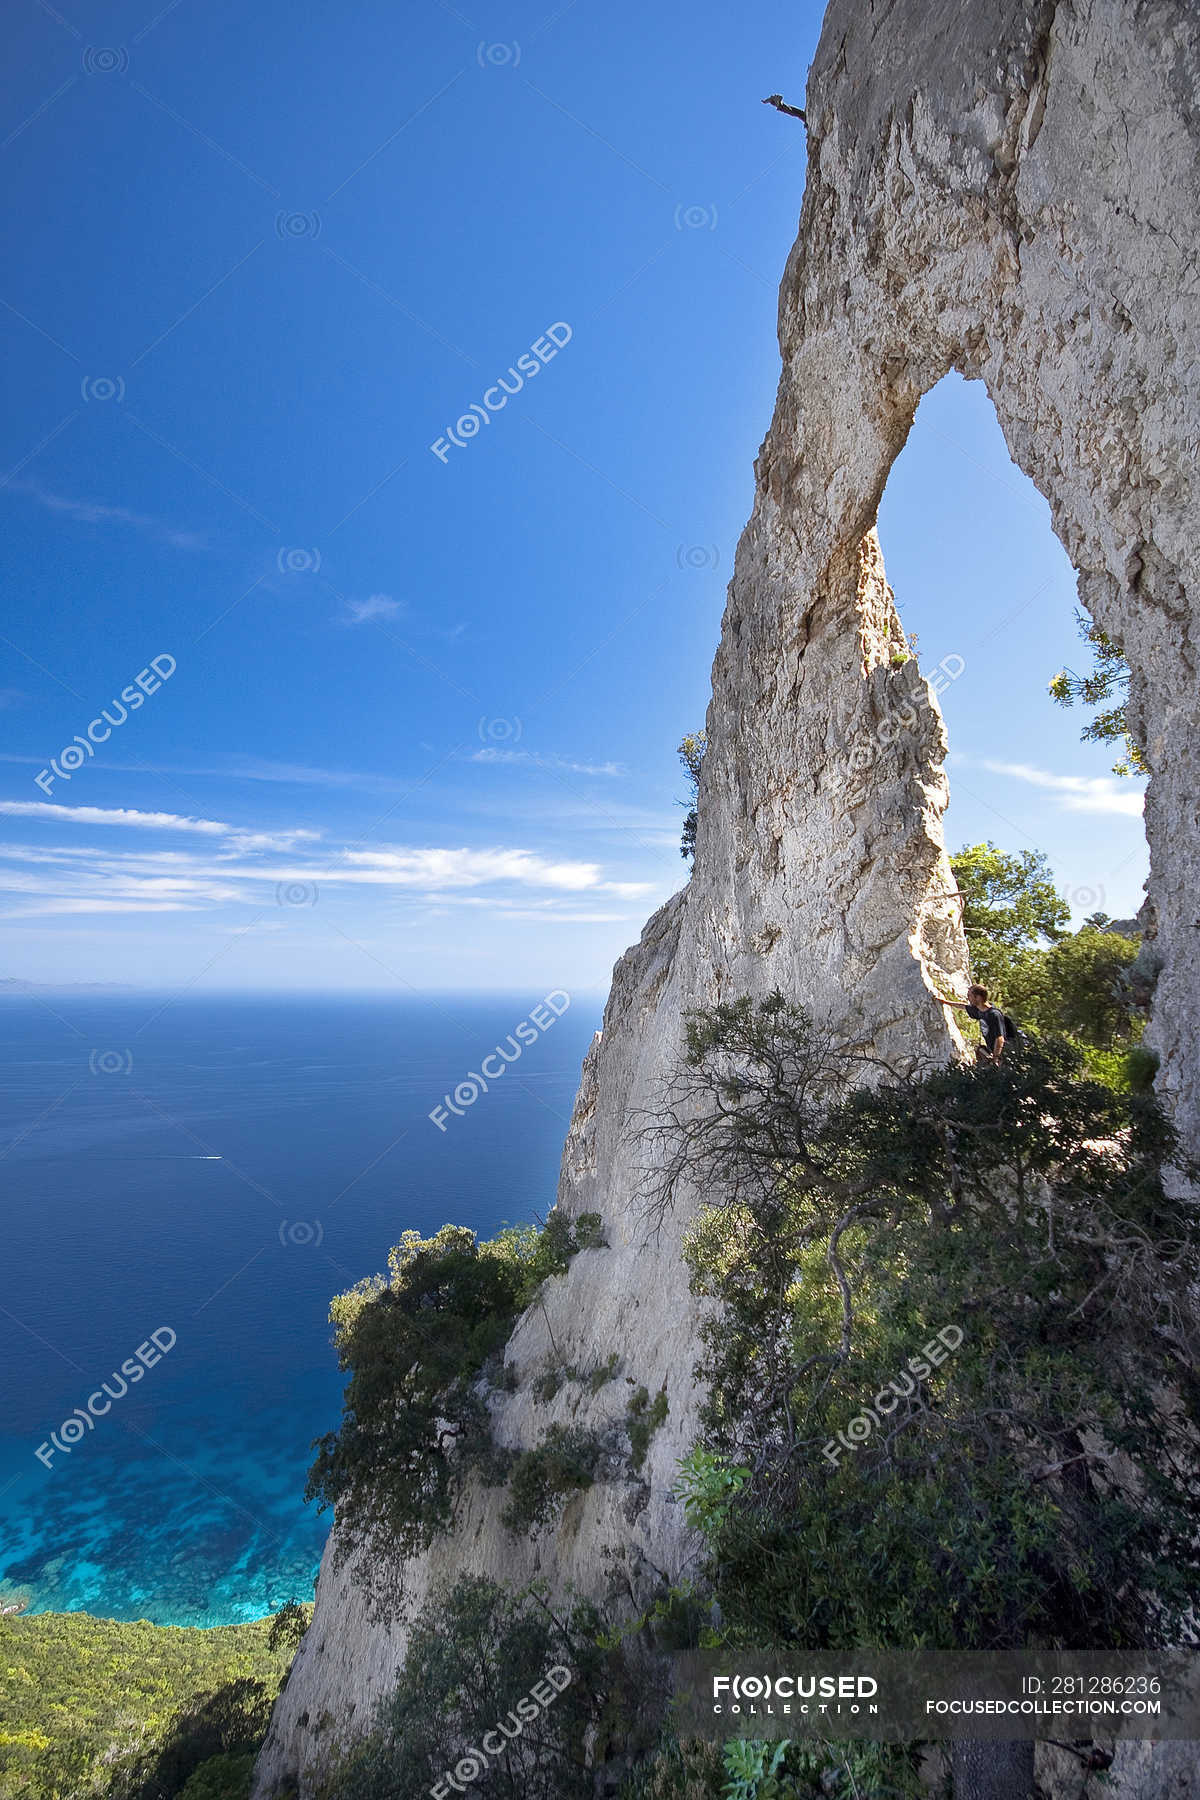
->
672;1450;750;1537
116;1682;275;1800
324;1575;622;1800
266;1600;310;1658
177;1752;257;1800
617;1734;920;1800
658;995;1200;1655
1050;610;1147;776
1003;924;1143;1052
500;1425;604;1533
678;732;707;864
616;1735;725;1800
306;1214;599;1567
949;842;1069;992
948;844;1151;1084
0;1612;291;1800
626;1386;669;1473
723;1740;790;1799
573;1211;608;1250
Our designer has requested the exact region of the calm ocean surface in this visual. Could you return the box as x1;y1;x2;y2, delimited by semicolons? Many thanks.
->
0;991;602;1625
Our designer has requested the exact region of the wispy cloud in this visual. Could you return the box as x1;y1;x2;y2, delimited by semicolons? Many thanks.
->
471;748;626;778
341;593;403;625
338;846;604;891
5;480;209;551
0;801;657;918
980;761;1145;818
0;800;322;854
2;897;203;916
0;801;231;834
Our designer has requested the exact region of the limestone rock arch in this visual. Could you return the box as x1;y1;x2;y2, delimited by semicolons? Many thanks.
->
254;3;1200;1791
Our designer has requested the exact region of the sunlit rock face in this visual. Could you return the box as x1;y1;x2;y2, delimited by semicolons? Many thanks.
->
255;2;1200;1791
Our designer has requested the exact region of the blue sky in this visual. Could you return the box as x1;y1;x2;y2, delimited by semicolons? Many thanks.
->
1;0;1146;992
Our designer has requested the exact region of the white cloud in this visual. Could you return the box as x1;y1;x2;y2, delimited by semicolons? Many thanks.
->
0;804;657;917
6;480;208;551
471;747;625;778
338;847;602;891
342;593;403;625
220;828;322;855
0;898;203;916
981;761;1145;818
0;801;231;833
0;802;321;856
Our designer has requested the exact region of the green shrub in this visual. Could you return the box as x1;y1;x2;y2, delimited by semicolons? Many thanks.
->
626;1386;669;1472
326;1575;616;1800
534;1367;564;1403
535;1351;619;1405
1050;608;1146;776
501;1425;603;1533
111;1677;276;1800
617;1735;725;1799
722;1739;922;1800
1125;1043;1160;1091
671;1450;750;1538
654;994;1200;1655
948;842;1152;1086
266;1600;310;1657
677;733;707;864
574;1211;608;1249
307;1213;601;1571
178;1750;257;1799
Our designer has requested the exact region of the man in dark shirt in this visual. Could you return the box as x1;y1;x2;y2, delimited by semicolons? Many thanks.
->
939;983;1010;1064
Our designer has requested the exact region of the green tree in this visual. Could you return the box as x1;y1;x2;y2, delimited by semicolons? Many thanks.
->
113;1678;275;1800
948;842;1151;1084
949;842;1069;991
1009;925;1142;1050
177;1750;257;1800
0;1612;289;1800
649;995;1200;1799
306;1215;600;1577
1050;611;1147;776
677;731;706;863
266;1599;310;1657
327;1575;622;1800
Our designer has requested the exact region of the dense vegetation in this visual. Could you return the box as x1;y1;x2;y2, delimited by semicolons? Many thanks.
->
322;1574;622;1800
305;1213;606;1577
0;1607;305;1800
627;992;1197;1798
657;993;1200;1650
949;841;1155;1087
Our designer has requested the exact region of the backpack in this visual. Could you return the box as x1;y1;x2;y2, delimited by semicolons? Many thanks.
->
999;1011;1021;1042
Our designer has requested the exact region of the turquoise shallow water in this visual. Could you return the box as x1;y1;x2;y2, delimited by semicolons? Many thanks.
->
0;991;601;1625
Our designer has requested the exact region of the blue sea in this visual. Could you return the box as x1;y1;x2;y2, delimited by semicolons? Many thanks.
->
0;991;601;1626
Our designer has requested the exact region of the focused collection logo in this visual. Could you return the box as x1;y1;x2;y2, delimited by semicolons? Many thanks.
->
713;1673;879;1714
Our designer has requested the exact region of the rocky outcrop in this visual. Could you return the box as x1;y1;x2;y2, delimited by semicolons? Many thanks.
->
255;1;1200;1791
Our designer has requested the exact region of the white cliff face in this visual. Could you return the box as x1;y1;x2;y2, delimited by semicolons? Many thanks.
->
255;2;1200;1792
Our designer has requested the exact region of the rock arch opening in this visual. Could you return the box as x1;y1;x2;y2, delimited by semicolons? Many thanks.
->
875;369;1150;929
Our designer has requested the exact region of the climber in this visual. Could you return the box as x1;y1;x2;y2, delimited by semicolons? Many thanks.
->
762;93;807;123
938;984;1019;1065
